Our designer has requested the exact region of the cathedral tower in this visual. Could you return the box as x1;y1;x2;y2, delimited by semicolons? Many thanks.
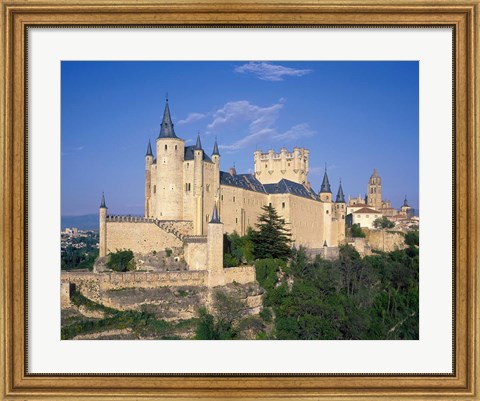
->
367;168;382;209
154;98;185;220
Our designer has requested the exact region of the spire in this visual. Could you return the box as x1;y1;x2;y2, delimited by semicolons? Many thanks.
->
403;195;409;207
336;180;345;203
209;203;221;224
195;132;202;150
320;165;331;193
100;192;107;209
158;98;177;138
212;136;220;156
145;139;153;156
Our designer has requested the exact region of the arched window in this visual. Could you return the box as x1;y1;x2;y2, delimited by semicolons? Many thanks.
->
165;144;167;151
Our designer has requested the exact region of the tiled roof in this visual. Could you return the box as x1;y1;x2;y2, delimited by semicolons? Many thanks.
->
352;207;380;214
220;172;266;193
184;146;212;162
264;179;319;200
349;203;368;208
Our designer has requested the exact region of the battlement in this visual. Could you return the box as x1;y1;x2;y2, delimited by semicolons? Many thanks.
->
254;147;310;185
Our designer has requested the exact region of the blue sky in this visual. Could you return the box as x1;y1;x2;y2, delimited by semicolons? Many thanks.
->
61;61;419;216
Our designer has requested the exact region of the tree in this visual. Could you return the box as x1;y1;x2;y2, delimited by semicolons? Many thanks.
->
373;216;395;229
107;249;135;272
350;223;366;238
250;205;292;261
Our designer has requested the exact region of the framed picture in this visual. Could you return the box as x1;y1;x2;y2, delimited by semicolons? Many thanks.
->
1;0;479;399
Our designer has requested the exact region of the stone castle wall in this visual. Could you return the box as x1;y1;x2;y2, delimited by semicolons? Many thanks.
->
223;265;256;285
62;270;209;302
365;230;406;253
105;219;184;255
184;237;208;270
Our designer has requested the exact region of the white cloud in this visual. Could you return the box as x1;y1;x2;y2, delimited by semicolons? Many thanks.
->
234;62;313;81
73;146;85;151
273;123;316;142
177;112;206;125
208;99;315;153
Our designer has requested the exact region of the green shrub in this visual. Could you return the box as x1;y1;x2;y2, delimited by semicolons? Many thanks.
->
107;249;135;272
350;224;366;238
165;248;172;257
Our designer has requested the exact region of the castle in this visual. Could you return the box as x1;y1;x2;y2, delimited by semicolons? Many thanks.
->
97;99;414;285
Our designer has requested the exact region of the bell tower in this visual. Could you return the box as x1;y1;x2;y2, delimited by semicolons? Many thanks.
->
367;168;382;209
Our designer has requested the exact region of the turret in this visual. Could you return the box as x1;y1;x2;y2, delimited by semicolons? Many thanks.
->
207;203;224;287
193;132;204;235
154;98;185;220
334;181;346;243
144;139;153;217
99;192;108;257
212;137;221;212
319;166;332;203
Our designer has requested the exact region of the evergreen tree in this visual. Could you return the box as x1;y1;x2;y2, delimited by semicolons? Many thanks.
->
250;205;292;261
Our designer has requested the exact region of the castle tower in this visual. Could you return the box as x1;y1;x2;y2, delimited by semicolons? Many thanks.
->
193;133;204;235
334;181;346;243
154;98;185;220
367;168;382;209
319;166;332;203
99;192;108;257
319;166;333;246
253;147;310;185
207;203;225;287
144;139;153;218
211;137;221;210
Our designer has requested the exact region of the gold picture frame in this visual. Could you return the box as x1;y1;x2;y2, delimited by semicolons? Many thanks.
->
1;0;479;399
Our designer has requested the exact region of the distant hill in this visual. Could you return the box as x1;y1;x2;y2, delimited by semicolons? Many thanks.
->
61;214;99;231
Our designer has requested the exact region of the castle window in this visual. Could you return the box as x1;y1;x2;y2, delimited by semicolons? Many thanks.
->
233;196;236;202
206;214;209;222
265;164;268;168
187;163;189;168
342;215;345;219
206;184;210;192
236;218;238;223
282;202;285;209
288;163;290;167
221;195;224;201
153;185;156;193
269;202;272;207
366;215;369;218
175;145;177;150
165;145;167;151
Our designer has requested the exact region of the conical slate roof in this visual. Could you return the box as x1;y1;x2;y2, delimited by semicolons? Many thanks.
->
335;181;345;203
320;168;331;193
403;195;409;207
195;133;202;150
209;203;221;224
145;139;153;156
100;192;107;209
212;137;220;156
158;99;177;138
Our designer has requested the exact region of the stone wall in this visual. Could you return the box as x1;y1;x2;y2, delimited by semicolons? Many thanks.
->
223;266;256;285
105;220;183;255
184;238;208;270
365;229;406;252
62;270;209;302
